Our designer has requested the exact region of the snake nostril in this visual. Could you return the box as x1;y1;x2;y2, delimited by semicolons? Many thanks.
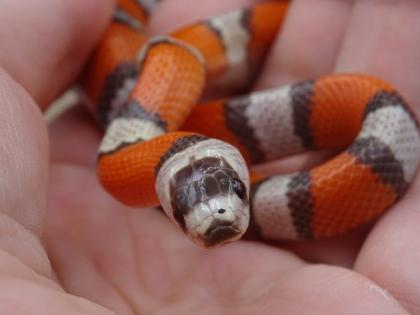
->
218;208;226;214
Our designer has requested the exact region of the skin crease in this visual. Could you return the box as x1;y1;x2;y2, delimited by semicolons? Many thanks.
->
1;0;420;313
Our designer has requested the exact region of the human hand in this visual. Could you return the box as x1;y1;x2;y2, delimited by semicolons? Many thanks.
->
2;0;420;314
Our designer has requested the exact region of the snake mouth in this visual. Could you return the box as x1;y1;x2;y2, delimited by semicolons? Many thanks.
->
203;219;241;248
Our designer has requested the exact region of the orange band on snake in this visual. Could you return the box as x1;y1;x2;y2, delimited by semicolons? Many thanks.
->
83;0;420;248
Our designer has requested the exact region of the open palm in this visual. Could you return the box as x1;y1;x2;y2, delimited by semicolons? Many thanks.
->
2;0;420;314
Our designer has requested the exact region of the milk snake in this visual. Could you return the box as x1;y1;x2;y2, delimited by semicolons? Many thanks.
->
82;0;420;248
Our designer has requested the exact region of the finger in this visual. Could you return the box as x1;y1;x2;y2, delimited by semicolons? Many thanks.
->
256;0;354;88
335;0;420;115
269;265;408;314
0;68;51;276
49;104;102;168
0;0;113;107
355;179;420;313
336;1;420;313
149;0;263;34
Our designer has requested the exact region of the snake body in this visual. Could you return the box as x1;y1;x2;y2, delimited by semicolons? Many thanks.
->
83;0;420;248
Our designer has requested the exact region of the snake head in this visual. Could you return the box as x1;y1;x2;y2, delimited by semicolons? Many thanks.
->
181;180;249;248
156;139;250;249
169;162;250;248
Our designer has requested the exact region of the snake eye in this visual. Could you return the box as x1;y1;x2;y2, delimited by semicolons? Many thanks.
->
231;178;247;200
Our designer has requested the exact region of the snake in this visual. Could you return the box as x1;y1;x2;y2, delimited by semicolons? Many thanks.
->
82;0;420;248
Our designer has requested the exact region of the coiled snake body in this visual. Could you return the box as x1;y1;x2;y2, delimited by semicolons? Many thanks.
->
83;0;420;248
